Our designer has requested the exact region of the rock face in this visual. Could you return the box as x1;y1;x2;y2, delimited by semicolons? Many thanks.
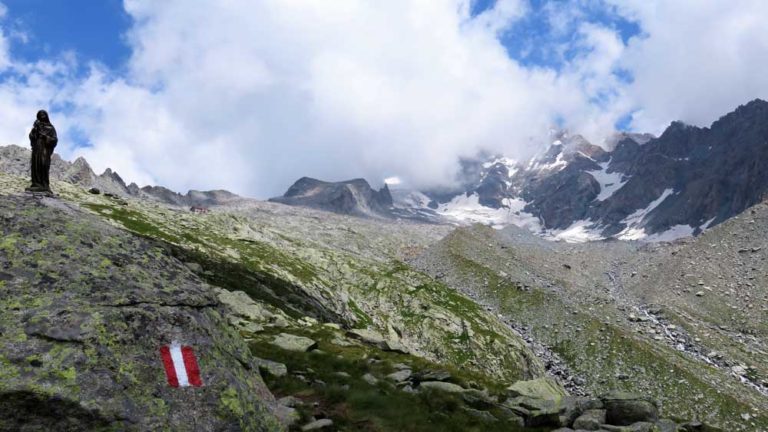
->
412;217;767;429
0;195;280;431
269;177;394;218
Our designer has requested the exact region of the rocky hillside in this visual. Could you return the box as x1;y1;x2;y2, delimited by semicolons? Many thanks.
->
0;193;281;431
1;150;757;430
411;200;768;430
0;168;561;431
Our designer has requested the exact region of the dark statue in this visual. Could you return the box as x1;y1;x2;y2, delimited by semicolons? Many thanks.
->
26;110;58;193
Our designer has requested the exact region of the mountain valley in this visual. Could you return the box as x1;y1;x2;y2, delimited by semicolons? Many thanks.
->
1;100;767;431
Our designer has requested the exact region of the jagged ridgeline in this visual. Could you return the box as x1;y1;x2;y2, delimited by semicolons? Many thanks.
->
270;100;768;244
1;134;765;431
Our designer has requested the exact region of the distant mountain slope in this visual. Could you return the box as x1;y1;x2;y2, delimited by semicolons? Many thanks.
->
410;198;768;430
269;177;394;218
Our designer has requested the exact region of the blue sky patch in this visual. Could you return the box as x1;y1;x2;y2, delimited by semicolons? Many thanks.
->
3;0;131;73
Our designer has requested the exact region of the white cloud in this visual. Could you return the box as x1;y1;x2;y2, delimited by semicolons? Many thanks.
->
74;0;587;196
611;0;768;132
0;1;766;198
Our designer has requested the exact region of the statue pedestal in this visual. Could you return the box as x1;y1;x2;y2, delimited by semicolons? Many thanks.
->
24;189;54;198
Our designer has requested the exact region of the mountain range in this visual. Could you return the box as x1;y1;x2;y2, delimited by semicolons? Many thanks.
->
272;99;768;243
2;100;768;430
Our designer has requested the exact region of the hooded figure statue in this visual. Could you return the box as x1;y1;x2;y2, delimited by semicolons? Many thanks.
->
26;110;58;193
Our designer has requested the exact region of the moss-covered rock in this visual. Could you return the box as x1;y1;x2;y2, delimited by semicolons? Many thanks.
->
507;377;568;401
0;195;281;431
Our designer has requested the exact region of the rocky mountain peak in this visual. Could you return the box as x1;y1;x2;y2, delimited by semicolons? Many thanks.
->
270;176;394;218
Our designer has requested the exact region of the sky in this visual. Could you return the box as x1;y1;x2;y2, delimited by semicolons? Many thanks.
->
0;0;766;198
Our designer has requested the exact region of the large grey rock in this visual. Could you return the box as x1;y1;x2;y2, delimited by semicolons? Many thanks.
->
601;392;659;426
273;405;301;428
461;389;496;410
301;418;334;430
216;289;290;327
362;373;379;385
655;418;678;432
272;333;318;352
346;328;386;345
462;407;498;423
380;339;410;354
505;396;562;428
256;358;288;377
419;381;465;393
573;409;606;430
630;422;658;432
507;377;568;401
386;369;412;383
0;196;281;431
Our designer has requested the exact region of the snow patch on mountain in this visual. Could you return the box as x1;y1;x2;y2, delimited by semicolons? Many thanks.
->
617;188;675;240
533;152;568;172
700;217;717;230
548;220;604;243
437;193;541;230
587;161;628;201
645;224;695;242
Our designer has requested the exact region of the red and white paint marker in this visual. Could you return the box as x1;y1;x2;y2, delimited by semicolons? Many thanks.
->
160;342;203;388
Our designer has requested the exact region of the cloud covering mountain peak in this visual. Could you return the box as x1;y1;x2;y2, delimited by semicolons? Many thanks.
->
0;0;766;198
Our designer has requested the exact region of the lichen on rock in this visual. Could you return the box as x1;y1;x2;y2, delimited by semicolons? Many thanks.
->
0;195;282;431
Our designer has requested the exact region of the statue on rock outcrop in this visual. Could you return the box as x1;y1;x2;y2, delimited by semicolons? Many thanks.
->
26;110;58;193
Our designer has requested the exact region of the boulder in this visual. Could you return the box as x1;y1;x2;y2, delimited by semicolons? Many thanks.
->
507;377;568;401
362;373;379;385
301;418;333;430
560;396;604;426
601;392;659;426
215;288;290;327
461;389;497;410
346;328;386;345
273;405;301;428
183;262;204;273
655;418;678;432
462;407;498;423
627;422;657;432
386;369;412;383
495;406;526;427
573;409;606;430
414;369;452;382
272;333;318;352
256;358;288;378
419;381;465;393
505;396;562;428
381;339;410;354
